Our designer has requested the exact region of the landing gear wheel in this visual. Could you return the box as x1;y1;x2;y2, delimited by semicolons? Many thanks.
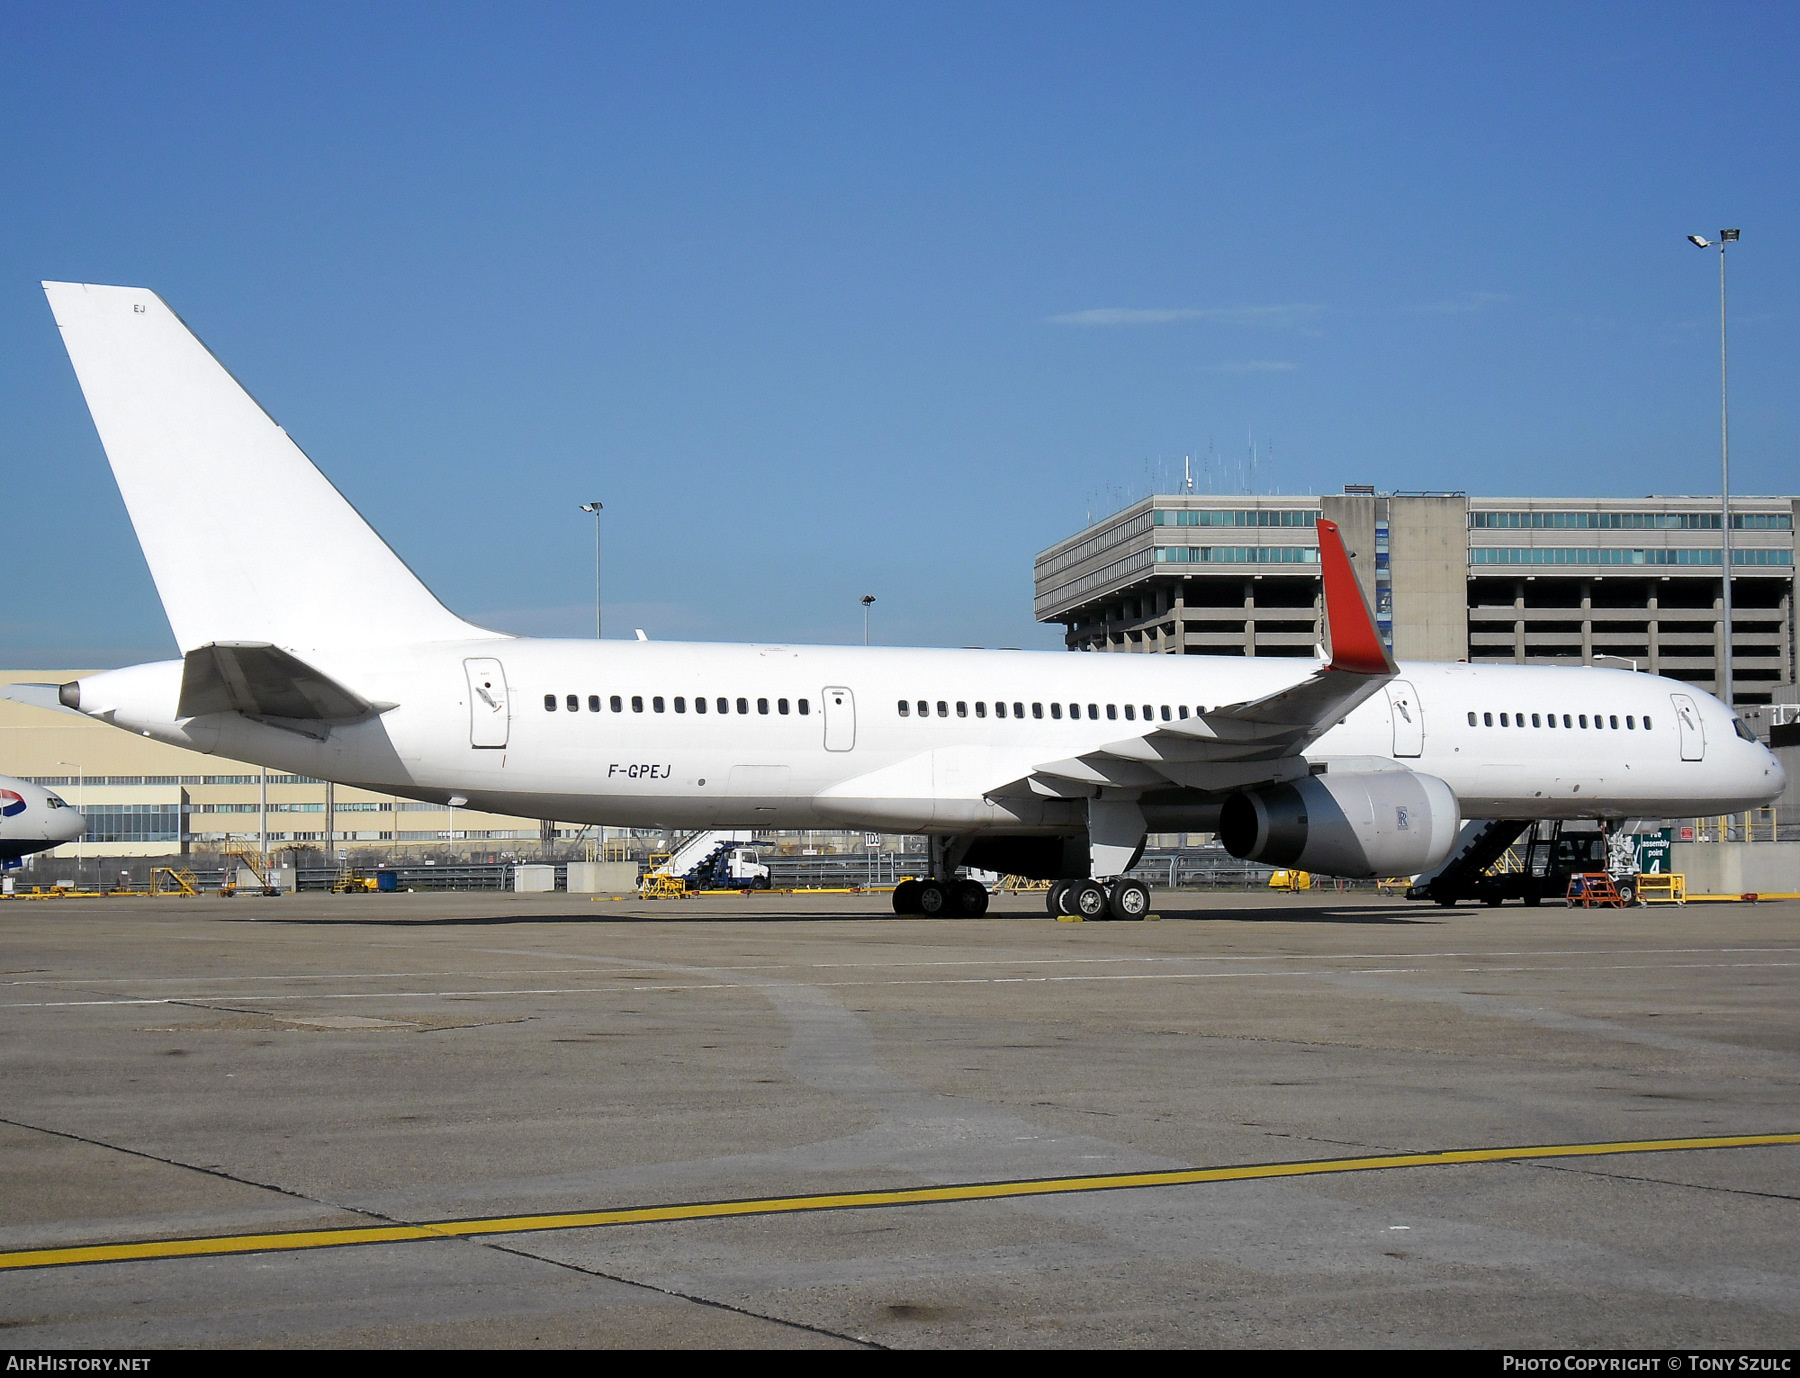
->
915;880;949;916
1107;879;1151;921
892;878;922;915
1046;881;1070;917
952;879;990;917
1070;880;1108;921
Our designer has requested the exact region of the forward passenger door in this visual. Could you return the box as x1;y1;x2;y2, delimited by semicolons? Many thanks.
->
1385;679;1423;757
1670;693;1705;762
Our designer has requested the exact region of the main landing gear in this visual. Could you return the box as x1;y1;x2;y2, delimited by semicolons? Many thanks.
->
892;876;989;918
1046;878;1151;922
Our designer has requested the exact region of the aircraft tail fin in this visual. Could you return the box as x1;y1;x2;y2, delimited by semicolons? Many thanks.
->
42;282;493;653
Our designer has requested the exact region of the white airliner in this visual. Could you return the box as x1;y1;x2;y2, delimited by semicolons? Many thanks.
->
0;773;87;863
35;282;1786;919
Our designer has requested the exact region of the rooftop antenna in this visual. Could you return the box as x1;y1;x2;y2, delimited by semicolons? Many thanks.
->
1184;454;1192;493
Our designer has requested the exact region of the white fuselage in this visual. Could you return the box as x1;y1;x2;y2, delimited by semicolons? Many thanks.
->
74;640;1786;834
0;775;87;860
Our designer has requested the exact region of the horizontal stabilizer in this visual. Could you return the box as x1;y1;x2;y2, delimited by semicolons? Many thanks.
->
178;642;390;725
0;683;86;717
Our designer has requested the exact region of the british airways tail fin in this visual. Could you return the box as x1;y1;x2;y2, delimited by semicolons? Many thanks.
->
43;282;495;653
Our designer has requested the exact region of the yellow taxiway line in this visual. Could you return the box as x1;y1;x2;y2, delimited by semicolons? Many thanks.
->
4;1131;1796;1274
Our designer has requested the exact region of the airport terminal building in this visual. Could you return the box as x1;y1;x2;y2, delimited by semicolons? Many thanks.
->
1035;488;1797;705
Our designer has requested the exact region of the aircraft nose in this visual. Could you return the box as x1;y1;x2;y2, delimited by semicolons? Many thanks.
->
1768;748;1790;799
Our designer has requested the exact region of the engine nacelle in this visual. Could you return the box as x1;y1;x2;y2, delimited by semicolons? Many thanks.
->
1219;768;1460;878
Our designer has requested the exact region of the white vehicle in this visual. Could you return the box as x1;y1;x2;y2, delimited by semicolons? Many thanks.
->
36;283;1787;920
0;773;87;864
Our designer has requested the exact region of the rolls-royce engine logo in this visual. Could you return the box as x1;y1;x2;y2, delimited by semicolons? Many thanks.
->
0;790;26;818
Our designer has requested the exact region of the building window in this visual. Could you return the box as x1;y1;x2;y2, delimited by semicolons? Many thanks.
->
544;694;557;711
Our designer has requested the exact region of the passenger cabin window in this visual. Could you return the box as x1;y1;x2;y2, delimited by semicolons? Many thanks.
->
632;696;644;713
1468;712;1477;726
1531;714;1540;728
994;702;1006;719
1015;702;1025;718
611;695;623;713
1087;704;1098;720
1161;706;1171;721
956;702;967;718
716;698;728;714
975;702;987;718
1578;714;1587;728
1562;714;1571;728
1107;705;1118;720
544;694;557;711
1644;715;1653;730
1626;715;1635;729
1178;706;1188;719
567;695;579;712
1499;713;1508;726
1050;703;1062;719
917;700;928;716
675;697;687;713
798;699;810;715
1609;715;1619;729
653;696;665;713
695;697;707;714
757;698;769;714
778;698;789;715
898;700;910;717
588;695;600;713
937;701;948;717
736;698;749;715
1484;713;1493;726
1123;705;1135;721
1032;703;1043;719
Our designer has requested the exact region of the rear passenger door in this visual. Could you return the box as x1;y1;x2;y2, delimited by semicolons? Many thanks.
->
465;658;509;748
1385;679;1423;757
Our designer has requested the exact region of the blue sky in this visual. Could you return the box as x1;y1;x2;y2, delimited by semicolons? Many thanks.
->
3;2;1795;664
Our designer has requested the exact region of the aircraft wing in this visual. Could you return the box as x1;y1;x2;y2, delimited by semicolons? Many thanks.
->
176;642;391;727
998;516;1396;798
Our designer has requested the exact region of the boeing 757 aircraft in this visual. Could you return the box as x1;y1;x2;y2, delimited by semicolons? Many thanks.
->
36;283;1786;919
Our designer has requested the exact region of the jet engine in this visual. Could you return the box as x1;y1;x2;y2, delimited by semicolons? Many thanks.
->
1219;768;1459;878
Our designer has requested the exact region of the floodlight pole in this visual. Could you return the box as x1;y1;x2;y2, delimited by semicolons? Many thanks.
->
57;760;83;884
580;502;604;638
861;594;876;646
1716;233;1735;707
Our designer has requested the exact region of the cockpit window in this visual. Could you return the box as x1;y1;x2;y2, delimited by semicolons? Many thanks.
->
44;794;67;809
1733;716;1756;743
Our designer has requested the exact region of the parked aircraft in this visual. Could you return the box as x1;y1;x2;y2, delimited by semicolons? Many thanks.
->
36;283;1787;918
0;773;87;862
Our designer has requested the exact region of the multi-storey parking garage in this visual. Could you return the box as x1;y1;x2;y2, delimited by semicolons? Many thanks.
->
1036;488;1796;704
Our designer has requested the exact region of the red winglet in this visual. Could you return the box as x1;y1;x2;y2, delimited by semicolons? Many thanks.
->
1316;518;1394;675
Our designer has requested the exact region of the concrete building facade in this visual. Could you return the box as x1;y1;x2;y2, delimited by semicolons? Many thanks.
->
1035;488;1797;704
